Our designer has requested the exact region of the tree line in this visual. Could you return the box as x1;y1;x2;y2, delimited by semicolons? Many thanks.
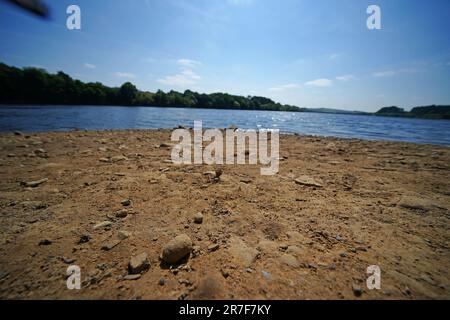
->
0;63;302;112
376;105;450;119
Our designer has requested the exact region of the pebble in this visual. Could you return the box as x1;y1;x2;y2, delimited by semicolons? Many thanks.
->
115;209;128;218
159;278;166;286
39;239;52;246
208;244;220;252
128;253;150;275
123;274;141;281
78;234;91;244
193;212;204;224
62;257;76;264
221;270;230;278
294;175;323;188
118;230;131;240
101;240;121;251
111;155;128;162
22;178;48;188
352;284;363;297
161;234;193;264
121;199;131;207
93;221;112;230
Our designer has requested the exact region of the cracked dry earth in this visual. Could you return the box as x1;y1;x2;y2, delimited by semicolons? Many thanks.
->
0;129;449;300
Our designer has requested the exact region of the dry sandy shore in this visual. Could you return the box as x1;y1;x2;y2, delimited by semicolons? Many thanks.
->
0;129;449;300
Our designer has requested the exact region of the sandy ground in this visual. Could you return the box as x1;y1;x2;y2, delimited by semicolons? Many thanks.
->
0;129;449;300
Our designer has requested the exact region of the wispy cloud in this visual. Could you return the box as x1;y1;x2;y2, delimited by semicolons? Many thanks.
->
158;69;201;87
336;74;356;81
113;72;136;79
84;63;96;69
268;83;301;92
372;68;418;78
328;53;340;60
305;78;333;87
177;59;202;68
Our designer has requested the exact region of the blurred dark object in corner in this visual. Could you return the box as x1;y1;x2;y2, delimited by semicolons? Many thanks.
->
4;0;49;18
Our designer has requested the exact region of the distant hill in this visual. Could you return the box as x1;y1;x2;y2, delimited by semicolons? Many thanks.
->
376;105;450;119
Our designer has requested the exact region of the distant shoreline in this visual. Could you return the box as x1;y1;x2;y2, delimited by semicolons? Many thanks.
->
1;103;450;121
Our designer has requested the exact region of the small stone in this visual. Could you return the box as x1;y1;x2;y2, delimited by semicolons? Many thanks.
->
221;270;230;278
39;239;52;246
159;143;171;148
240;178;252;184
115;209;128;218
22;178;48;188
34;148;46;154
294;175;323;188
159;278;165;286
111;155;128;162
118;230;131;240
99;158;110;163
14;131;23;136
214;168;223;179
121;199;131;207
123;274;141;281
62;257;76;264
101;240;121;251
78;234;91;244
193;212;203;224
161;234;193;264
93;221;112;230
128;253;150;275
208;244;219;252
352;284;363;297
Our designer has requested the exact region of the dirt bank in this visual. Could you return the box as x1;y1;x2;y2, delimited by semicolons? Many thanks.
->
0;129;449;299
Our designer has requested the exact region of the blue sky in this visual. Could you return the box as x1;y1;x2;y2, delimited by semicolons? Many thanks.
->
1;0;449;111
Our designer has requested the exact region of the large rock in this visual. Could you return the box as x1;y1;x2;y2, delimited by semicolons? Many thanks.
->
161;234;193;264
129;253;150;274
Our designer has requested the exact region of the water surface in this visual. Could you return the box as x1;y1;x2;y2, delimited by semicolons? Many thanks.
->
1;105;449;146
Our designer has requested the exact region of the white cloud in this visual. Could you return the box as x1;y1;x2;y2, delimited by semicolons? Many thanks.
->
84;63;96;69
372;68;418;78
372;70;396;78
158;69;201;87
268;83;301;92
113;72;136;79
305;78;333;87
328;53;340;60
177;59;202;68
336;75;356;81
